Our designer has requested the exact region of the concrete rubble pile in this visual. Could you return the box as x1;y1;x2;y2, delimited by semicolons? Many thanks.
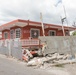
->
22;48;76;67
27;52;76;67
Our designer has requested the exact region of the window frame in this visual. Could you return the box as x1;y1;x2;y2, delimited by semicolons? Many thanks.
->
10;29;14;39
49;30;56;36
15;28;21;38
65;31;69;36
4;32;8;39
30;28;40;38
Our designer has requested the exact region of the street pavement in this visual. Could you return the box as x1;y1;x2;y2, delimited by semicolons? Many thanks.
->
0;55;54;75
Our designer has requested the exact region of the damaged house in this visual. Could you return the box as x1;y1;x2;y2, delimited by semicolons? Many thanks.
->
0;19;75;40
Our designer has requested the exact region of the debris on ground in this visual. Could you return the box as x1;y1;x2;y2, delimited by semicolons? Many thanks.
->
26;52;76;68
22;49;33;62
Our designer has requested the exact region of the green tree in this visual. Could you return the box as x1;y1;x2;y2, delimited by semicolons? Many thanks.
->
72;31;76;36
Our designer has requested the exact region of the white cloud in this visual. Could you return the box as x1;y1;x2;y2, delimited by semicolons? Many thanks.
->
0;0;76;26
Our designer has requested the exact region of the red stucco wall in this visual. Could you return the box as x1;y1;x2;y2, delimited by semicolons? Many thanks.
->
2;25;69;39
22;26;43;39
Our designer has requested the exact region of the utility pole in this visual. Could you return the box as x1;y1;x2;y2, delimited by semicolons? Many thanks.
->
60;16;66;36
62;4;70;35
40;12;45;36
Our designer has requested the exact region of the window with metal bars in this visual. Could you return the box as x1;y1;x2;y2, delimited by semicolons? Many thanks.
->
49;30;56;36
4;32;8;39
10;30;14;39
30;29;40;38
15;28;21;38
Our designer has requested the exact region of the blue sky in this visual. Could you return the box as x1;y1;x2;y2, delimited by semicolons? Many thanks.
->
0;0;76;26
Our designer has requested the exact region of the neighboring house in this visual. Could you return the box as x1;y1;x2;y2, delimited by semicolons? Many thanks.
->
0;19;75;39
